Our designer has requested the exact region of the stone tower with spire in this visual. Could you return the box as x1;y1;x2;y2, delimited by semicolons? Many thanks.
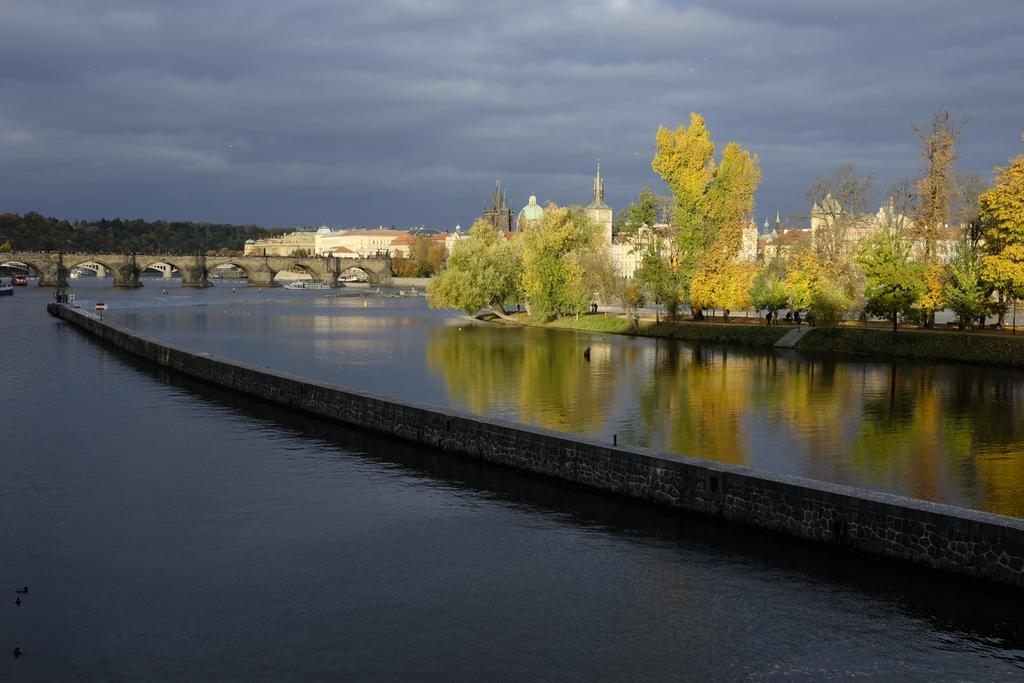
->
584;162;613;244
482;180;514;233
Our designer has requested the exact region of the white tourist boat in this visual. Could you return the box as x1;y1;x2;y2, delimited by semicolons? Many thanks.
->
284;280;330;290
0;276;13;296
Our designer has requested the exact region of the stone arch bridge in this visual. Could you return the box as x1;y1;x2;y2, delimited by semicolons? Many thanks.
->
0;251;392;288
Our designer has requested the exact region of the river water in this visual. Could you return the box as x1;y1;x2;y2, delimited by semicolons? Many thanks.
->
2;279;1023;680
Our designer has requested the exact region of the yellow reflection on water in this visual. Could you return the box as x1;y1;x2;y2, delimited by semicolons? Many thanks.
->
426;325;1024;516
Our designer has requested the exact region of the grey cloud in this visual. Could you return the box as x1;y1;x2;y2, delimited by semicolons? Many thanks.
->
1;0;1022;227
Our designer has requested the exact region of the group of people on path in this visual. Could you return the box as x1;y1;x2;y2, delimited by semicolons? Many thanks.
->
765;310;810;326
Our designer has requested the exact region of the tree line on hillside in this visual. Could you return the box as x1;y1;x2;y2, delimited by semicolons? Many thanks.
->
0;212;284;255
429;108;1024;333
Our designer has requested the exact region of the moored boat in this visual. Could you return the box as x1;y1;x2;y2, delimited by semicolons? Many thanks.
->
0;276;13;296
284;281;330;290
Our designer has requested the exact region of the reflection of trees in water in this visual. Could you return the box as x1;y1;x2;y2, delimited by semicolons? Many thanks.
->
746;355;863;462
850;366;959;506
843;364;1024;517
635;342;753;465
426;326;616;432
427;324;1024;516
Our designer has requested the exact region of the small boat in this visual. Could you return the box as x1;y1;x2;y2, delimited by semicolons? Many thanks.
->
285;281;329;290
14;276;28;286
0;276;12;296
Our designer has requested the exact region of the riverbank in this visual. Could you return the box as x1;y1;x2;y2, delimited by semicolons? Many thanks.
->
798;326;1024;366
485;311;789;345
47;302;1024;588
486;311;1024;366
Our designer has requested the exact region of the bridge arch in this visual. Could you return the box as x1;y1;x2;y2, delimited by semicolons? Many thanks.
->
205;259;257;281
65;256;120;276
273;261;321;283
137;259;187;279
1;260;41;276
337;264;374;283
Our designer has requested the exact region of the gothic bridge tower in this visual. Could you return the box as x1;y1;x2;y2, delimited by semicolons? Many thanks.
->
584;163;613;244
481;180;514;233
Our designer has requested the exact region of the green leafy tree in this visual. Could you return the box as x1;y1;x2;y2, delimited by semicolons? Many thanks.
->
750;265;789;323
616;186;658;239
634;237;680;321
520;205;601;321
427;220;521;318
809;280;851;330
0;239;12;252
857;230;926;333
944;233;987;329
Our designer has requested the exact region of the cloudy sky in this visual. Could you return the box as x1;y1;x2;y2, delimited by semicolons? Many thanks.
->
2;0;1022;229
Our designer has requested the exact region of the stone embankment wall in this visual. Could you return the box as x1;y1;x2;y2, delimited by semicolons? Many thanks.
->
48;303;1024;588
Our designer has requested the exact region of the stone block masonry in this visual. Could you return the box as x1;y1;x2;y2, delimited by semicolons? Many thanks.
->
47;303;1024;588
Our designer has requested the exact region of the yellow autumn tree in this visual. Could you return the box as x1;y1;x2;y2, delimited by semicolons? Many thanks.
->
917;260;947;317
980;141;1024;320
690;253;756;316
652;113;761;317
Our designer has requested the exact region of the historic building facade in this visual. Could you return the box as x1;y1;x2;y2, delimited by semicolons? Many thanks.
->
243;230;317;257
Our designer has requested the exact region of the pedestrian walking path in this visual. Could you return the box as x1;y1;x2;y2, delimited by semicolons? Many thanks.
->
774;326;814;348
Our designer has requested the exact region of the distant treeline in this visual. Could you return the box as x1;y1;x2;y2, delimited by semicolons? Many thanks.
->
0;212;285;255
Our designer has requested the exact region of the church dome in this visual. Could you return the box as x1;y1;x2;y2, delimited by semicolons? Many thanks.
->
517;195;544;226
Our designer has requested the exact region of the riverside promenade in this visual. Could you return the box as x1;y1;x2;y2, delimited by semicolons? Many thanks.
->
48;302;1024;588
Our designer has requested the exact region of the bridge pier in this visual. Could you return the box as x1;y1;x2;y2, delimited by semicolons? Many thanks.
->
246;263;277;287
38;266;63;287
180;255;211;288
181;267;212;288
367;270;392;286
315;255;340;289
112;266;142;288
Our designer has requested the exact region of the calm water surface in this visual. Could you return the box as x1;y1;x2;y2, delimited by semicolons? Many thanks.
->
99;280;1024;518
2;280;1023;680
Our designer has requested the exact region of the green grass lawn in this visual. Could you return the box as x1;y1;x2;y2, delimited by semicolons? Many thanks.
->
546;314;635;334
